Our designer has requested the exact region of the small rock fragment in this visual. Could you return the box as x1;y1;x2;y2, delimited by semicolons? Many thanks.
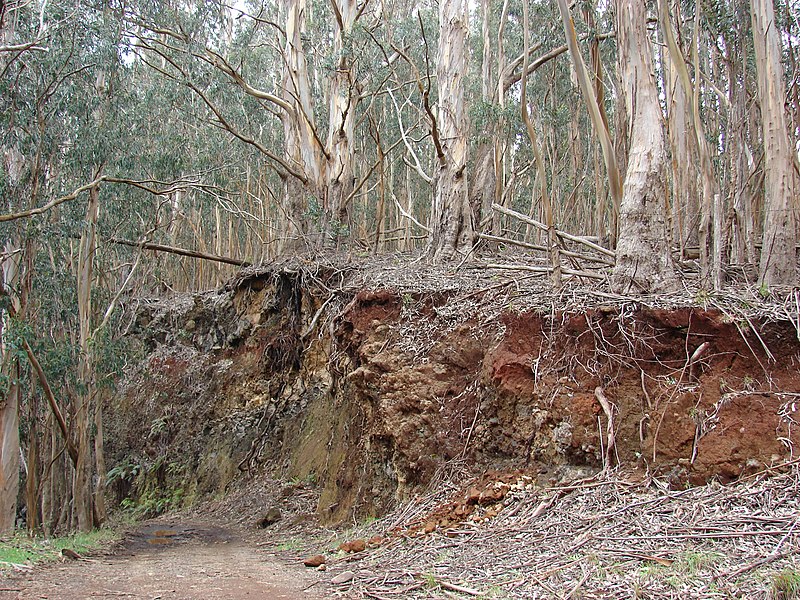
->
303;554;326;567
331;570;355;585
338;539;366;553
465;486;481;504
349;539;366;553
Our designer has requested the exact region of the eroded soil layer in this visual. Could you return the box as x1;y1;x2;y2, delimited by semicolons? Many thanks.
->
110;263;800;523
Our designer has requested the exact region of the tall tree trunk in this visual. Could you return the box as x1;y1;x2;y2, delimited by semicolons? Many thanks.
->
612;0;677;293
751;0;798;287
0;237;23;534
428;0;474;261
325;0;357;246
728;0;755;267
522;0;559;286
583;1;612;241
493;0;511;237
663;0;698;255
0;358;20;533
73;183;100;532
93;388;107;524
24;381;40;533
470;0;496;235
659;0;723;287
281;0;321;250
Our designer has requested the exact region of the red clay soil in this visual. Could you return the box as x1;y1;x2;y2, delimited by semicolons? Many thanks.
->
113;269;800;527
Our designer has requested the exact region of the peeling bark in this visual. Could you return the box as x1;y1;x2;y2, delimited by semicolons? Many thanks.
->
751;0;798;287
612;0;677;293
428;0;474;261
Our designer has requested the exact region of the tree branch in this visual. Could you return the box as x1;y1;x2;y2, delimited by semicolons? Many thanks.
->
0;176;106;222
106;237;250;266
22;339;79;467
203;48;295;115
328;0;345;32
0;42;48;53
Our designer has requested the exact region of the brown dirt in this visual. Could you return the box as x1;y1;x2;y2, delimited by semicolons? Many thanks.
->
111;259;800;528
2;519;326;600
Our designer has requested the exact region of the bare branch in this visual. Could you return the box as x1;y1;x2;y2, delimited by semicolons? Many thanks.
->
388;90;432;183
22;339;79;468
502;32;613;94
345;136;404;206
0;42;48;53
0;176;106;222
204;48;295;115
329;0;345;32
391;40;444;166
106;237;250;266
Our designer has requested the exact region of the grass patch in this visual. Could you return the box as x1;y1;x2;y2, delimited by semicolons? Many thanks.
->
677;549;722;575
0;528;120;571
275;537;303;552
770;569;800;599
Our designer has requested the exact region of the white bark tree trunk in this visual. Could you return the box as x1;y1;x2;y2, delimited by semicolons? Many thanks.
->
0;324;20;533
429;0;474;261
0;10;21;536
663;2;698;255
612;0;677;293
324;0;357;246
280;0;360;251
751;0;798;287
73;183;100;531
281;0;322;250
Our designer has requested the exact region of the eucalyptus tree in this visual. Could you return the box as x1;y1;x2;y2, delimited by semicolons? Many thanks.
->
0;0;232;532
129;0;384;251
659;0;724;287
427;0;474;260
0;0;60;533
611;0;677;293
751;0;798;287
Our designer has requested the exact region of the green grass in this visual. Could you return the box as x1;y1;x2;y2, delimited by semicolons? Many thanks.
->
770;569;800;599
678;549;722;575
0;528;119;570
275;537;303;552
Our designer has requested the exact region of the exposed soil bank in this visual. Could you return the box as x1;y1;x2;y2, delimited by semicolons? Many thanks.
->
108;261;800;523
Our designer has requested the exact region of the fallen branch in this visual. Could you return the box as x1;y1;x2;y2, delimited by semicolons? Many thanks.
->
713;549;795;581
479;232;546;252
486;263;605;280
106;237;250;267
479;233;614;266
491;204;615;258
424;578;482;597
687;340;711;381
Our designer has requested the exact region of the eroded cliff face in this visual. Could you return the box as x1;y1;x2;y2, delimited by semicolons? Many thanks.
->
108;264;800;523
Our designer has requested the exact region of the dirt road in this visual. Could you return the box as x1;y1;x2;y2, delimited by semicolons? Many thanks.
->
1;520;324;600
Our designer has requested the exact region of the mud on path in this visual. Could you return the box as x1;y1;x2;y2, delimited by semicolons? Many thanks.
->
2;519;323;600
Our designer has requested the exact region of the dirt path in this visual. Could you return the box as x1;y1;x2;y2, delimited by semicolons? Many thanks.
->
2;519;325;600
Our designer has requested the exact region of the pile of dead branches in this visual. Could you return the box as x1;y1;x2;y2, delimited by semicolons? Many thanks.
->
322;462;800;599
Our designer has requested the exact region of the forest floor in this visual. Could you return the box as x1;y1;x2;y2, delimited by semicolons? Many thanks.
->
0;518;322;599
2;465;800;599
